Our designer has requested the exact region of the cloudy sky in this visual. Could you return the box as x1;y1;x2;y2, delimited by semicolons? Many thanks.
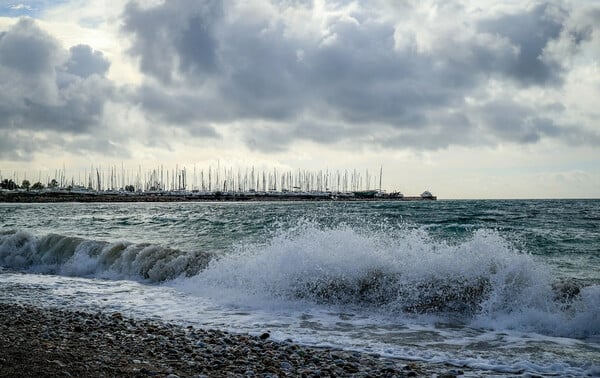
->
0;0;598;198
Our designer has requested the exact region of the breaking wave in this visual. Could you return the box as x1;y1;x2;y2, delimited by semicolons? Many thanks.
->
180;220;600;339
1;222;598;339
0;229;211;282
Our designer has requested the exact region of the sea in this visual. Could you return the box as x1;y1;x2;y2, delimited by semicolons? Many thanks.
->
0;200;598;376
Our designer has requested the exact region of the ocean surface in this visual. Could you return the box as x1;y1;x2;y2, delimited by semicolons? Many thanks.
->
1;200;599;376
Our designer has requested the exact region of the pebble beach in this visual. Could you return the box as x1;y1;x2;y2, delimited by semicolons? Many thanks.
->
0;302;484;378
2;200;598;377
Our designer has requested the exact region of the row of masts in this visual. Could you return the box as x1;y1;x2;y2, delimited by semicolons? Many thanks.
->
1;165;386;194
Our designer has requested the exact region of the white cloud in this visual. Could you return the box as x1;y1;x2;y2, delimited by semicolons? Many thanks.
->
0;0;598;198
9;4;32;11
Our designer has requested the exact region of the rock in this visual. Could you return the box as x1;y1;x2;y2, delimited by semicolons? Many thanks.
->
280;361;293;371
49;359;66;368
0;302;485;378
343;362;359;373
259;332;270;340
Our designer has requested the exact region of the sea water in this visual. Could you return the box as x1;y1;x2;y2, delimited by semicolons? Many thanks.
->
1;200;598;376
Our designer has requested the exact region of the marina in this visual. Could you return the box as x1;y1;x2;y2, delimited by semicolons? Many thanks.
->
0;189;436;202
0;165;436;202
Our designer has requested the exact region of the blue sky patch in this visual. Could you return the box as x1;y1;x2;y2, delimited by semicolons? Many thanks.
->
0;1;68;18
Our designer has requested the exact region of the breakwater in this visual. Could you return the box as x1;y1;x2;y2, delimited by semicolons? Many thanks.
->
0;190;436;203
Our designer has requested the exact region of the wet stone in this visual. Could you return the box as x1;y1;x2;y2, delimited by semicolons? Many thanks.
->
280;361;293;371
0;302;486;378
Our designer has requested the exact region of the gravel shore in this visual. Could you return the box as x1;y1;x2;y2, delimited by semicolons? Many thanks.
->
0;302;481;377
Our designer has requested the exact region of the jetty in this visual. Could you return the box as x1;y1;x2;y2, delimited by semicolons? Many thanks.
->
0;189;436;203
0;165;436;202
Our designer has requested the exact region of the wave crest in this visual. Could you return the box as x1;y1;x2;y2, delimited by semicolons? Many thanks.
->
0;230;211;282
183;221;599;338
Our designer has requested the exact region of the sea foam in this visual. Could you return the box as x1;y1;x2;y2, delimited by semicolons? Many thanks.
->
0;229;210;281
179;220;599;340
1;222;598;340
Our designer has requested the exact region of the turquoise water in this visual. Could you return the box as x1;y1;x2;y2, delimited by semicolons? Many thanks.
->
1;200;599;375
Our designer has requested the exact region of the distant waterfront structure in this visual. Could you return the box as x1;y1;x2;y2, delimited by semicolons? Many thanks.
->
421;191;434;199
0;165;436;201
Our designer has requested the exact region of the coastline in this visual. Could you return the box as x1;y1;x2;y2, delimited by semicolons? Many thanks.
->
0;191;436;203
0;302;486;377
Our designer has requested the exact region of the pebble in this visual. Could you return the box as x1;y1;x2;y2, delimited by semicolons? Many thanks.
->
280;361;293;370
0;302;491;378
260;332;270;340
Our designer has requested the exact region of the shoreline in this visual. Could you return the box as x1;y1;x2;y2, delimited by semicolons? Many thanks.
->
0;191;436;203
0;302;489;377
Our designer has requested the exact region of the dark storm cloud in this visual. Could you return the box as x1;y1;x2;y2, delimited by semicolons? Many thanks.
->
0;18;118;160
0;129;128;162
122;1;455;133
477;100;561;144
132;84;220;139
375;112;478;151
243;120;365;153
122;0;221;84
477;3;565;86
65;44;110;78
120;0;599;152
0;17;58;75
3;1;597;162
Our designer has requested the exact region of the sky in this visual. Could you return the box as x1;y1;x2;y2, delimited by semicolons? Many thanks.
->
0;0;598;198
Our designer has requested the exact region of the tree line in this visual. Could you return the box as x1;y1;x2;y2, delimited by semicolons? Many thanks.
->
1;179;58;191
